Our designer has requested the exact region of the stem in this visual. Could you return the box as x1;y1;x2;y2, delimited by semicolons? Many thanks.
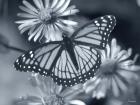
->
1;43;26;53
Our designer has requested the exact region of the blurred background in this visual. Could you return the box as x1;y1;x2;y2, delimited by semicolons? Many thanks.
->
1;0;140;105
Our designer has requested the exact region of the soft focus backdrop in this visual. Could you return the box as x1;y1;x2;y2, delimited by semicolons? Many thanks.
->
1;0;140;105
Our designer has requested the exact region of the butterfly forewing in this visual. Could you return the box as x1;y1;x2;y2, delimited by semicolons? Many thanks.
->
14;41;62;76
72;15;116;49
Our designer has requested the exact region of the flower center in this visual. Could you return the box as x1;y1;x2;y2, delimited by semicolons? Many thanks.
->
99;59;118;76
39;8;53;24
44;94;64;105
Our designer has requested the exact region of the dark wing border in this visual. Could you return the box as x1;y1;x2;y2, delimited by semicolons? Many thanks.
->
71;15;116;49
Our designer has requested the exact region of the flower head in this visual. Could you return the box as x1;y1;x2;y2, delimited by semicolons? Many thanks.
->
16;0;79;42
84;38;140;99
15;74;84;105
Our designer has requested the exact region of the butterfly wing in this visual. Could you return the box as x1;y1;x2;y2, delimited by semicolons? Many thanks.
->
71;15;116;49
14;41;63;76
14;41;101;87
51;44;101;87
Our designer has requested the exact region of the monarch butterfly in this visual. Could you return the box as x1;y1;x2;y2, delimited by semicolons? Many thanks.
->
14;15;116;87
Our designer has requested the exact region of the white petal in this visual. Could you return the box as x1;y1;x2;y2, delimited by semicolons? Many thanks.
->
69;100;86;105
49;25;56;41
41;26;47;40
129;65;140;71
53;25;63;40
61;25;75;34
100;50;106;62
19;6;37;15
53;0;66;12
55;22;64;29
60;20;78;26
18;23;32;31
106;44;110;58
133;54;139;63
111;46;120;59
110;39;123;60
17;13;36;18
93;79;107;99
117;70;137;82
34;25;44;41
100;78;108;93
56;21;75;33
17;20;38;30
22;0;38;13
111;78;120;97
114;76;127;93
65;5;76;11
85;86;95;94
38;0;44;8
28;25;43;41
84;78;101;94
33;0;43;9
119;48;132;61
127;48;132;56
116;50;127;61
119;60;133;67
111;39;118;58
107;78;112;91
44;26;50;40
28;102;42;105
95;91;106;99
111;39;117;50
60;9;79;16
56;85;63;94
20;25;32;34
56;0;71;13
51;0;59;8
62;84;83;98
119;54;130;62
44;0;50;8
29;26;37;35
16;19;39;24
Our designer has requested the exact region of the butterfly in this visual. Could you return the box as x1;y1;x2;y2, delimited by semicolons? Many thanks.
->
14;15;116;87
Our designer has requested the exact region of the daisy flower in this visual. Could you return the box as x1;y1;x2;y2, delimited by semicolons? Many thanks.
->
14;74;85;105
84;38;140;99
16;0;79;42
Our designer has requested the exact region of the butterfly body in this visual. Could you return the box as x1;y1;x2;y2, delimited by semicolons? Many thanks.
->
62;35;79;70
14;15;116;87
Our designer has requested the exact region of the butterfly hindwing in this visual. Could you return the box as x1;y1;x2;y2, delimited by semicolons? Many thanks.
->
72;15;116;49
51;45;101;87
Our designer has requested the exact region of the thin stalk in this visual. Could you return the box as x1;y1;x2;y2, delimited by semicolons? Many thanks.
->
0;42;26;53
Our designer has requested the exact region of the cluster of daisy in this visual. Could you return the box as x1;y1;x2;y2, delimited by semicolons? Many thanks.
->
14;0;140;105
